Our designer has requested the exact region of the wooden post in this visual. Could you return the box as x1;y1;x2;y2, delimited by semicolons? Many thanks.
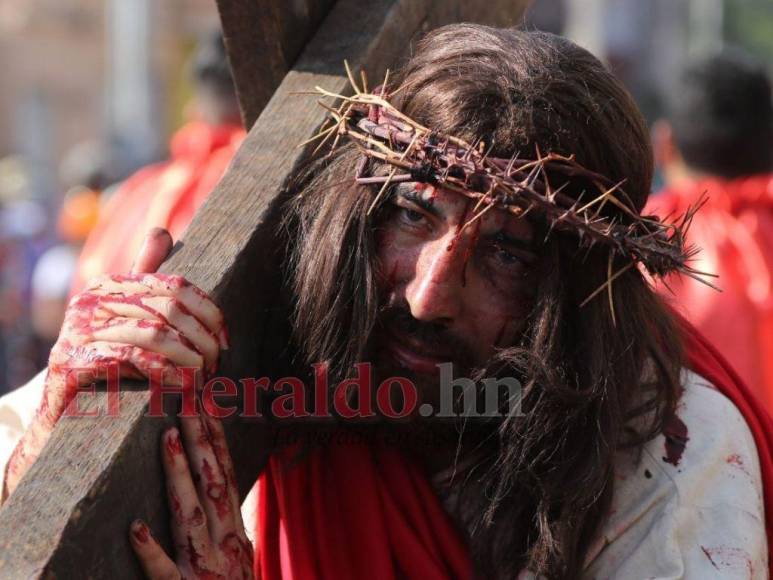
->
0;0;530;577
215;0;336;129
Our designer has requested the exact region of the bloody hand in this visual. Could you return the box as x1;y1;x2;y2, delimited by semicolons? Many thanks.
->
2;228;227;500
129;414;254;579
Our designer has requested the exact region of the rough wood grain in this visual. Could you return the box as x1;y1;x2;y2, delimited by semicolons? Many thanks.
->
0;0;530;577
216;0;336;129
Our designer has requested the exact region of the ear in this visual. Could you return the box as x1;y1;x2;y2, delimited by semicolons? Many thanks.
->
652;120;678;170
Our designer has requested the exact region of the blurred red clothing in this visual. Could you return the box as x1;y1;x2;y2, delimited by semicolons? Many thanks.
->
69;121;245;295
646;174;773;411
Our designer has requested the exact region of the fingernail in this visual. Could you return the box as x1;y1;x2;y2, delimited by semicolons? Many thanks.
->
147;227;168;239
131;520;150;543
164;428;183;457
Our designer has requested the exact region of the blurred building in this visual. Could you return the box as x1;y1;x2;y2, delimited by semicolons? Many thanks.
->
0;0;221;197
1;0;772;201
0;0;224;392
527;0;773;122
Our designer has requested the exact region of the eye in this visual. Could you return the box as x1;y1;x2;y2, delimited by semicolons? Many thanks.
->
388;197;431;230
399;207;426;224
494;246;523;266
483;233;536;277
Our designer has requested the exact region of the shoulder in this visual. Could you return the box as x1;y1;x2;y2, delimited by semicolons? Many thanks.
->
667;369;762;490
583;369;768;579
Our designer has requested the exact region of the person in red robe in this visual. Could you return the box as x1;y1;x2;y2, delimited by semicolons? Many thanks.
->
68;30;245;295
648;49;773;412
3;26;772;579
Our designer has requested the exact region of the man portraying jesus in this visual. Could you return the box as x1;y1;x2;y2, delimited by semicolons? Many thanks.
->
2;25;771;579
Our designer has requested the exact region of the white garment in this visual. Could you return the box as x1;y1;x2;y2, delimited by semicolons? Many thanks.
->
0;369;44;474
582;369;767;579
0;369;767;578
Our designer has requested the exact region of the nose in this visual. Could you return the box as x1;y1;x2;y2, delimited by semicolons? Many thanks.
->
404;232;466;323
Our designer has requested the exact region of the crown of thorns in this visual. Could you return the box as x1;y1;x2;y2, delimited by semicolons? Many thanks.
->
301;64;716;313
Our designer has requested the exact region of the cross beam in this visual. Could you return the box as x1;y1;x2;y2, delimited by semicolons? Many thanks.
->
0;0;529;576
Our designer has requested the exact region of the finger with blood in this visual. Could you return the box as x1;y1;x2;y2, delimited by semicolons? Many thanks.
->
90;317;203;370
202;413;251;544
179;416;235;544
94;293;220;373
84;274;227;348
160;427;213;562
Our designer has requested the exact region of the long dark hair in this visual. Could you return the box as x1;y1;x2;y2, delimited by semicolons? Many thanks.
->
285;25;683;579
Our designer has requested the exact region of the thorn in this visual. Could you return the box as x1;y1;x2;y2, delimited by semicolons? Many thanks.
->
360;69;369;93
400;131;420;161
548;181;570;202
367;167;398;215
296;124;337;149
576;180;626;215
481;141;496;164
381;68;391;98
311;119;340;156
520;162;542;189
607;253;617;327
472;188;492;213
681;270;722;291
465;138;482;162
355;155;369;180
520;202;537;219
505;152;519;176
459;201;496;234
344;59;362;94
327;131;343;155
542;170;553;200
580;262;635;308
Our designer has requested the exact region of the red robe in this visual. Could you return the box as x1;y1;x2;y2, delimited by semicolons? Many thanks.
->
69;121;245;295
254;318;773;578
646;175;773;412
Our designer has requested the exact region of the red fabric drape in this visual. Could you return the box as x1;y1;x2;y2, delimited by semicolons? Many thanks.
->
255;438;472;580
255;319;772;579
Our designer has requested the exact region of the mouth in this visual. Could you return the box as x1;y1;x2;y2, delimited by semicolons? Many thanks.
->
381;326;454;376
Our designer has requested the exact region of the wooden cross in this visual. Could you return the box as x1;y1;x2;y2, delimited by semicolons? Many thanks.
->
0;0;528;576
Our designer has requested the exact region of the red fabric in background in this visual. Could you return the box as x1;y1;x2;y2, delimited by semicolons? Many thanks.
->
254;318;772;579
647;175;773;413
68;121;245;296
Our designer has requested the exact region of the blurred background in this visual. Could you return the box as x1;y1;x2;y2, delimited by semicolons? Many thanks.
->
0;0;226;392
0;0;772;400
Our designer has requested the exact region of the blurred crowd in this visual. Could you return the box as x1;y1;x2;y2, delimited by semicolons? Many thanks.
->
0;30;244;395
0;24;773;420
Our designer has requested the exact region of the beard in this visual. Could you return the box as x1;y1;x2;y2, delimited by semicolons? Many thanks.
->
360;299;511;468
366;298;482;416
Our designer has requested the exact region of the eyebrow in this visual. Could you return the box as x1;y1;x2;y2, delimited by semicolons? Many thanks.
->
395;184;442;217
485;231;537;255
396;183;538;252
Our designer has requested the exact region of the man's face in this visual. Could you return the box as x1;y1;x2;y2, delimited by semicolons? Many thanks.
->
373;183;537;382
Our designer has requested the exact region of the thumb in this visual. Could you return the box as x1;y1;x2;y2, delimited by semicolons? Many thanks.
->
131;228;174;274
